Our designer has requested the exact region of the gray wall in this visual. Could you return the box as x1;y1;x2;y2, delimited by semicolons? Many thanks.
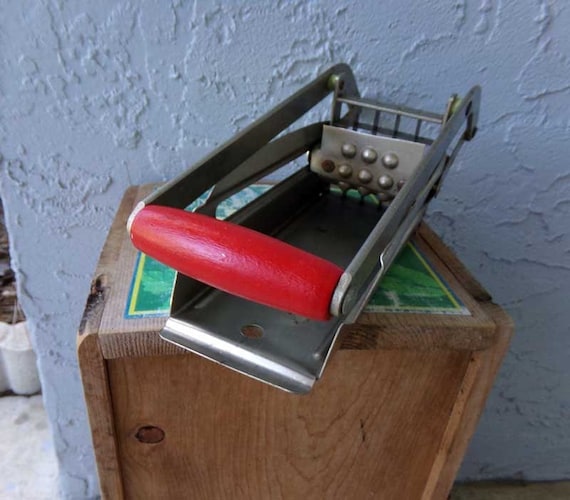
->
1;1;569;497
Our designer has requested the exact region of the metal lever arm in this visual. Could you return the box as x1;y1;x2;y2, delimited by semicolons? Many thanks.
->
130;206;343;321
199;122;324;216
136;64;358;212
331;85;482;319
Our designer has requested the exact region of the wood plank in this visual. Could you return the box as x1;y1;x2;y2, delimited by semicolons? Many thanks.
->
76;187;140;500
77;334;123;500
425;303;514;499
108;348;473;500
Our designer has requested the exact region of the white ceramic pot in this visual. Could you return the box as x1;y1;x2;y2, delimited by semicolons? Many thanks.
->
0;321;41;395
0;322;8;393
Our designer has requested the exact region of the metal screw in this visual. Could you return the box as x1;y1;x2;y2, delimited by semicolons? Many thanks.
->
381;152;399;169
357;169;373;184
327;74;344;91
341;143;357;158
338;164;353;178
361;148;378;164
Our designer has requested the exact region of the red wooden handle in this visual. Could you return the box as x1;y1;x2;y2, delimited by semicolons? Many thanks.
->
129;206;343;321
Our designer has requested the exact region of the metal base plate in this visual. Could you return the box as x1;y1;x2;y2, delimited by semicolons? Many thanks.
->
160;191;381;394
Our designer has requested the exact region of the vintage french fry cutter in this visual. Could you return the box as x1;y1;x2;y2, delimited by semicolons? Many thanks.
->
128;64;480;394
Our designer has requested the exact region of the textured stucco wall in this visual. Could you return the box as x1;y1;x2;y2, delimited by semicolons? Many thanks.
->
0;1;568;497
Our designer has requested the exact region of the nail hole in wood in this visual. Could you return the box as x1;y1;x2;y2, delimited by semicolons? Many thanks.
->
135;425;165;444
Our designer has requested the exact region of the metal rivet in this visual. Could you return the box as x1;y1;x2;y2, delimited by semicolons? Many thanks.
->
321;159;335;173
338;181;350;191
378;175;394;189
135;426;165;444
357;169;373;184
361;148;378;164
341;143;357;158
240;324;264;339
327;74;344;91
397;179;406;190
338;164;353;178
382;152;399;169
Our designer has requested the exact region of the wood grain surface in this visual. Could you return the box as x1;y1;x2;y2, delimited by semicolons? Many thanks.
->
77;334;124;499
425;302;513;500
104;304;511;500
109;349;471;499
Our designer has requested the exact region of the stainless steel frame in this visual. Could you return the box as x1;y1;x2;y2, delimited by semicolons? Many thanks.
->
128;64;481;393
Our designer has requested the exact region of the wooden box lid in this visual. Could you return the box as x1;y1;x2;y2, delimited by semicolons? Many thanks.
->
79;185;499;360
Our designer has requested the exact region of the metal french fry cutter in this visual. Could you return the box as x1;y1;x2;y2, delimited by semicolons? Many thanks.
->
128;64;480;394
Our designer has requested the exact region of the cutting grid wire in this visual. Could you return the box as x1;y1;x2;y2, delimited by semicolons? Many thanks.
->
334;94;444;146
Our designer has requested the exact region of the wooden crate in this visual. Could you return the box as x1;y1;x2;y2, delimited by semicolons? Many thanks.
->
78;185;513;500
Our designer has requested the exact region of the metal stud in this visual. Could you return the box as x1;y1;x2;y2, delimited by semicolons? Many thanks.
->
338;164;353;178
378;175;394;190
338;181;350;192
357;169;373;184
397;179;406;190
382;152;399;169
321;159;335;173
341;143;357;158
361;148;378;164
